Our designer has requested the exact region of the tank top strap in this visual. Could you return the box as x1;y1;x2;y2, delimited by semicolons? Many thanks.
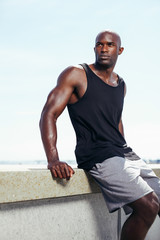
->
80;63;93;83
80;63;88;71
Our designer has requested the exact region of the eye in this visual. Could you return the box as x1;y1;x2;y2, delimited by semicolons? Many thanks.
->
108;42;115;47
96;42;103;47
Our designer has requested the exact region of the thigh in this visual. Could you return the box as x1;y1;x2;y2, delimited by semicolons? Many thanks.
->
137;160;160;202
89;157;153;213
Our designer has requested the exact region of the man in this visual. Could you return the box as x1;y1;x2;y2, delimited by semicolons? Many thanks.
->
40;30;160;240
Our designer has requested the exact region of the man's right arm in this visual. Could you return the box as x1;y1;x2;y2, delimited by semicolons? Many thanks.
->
39;67;77;180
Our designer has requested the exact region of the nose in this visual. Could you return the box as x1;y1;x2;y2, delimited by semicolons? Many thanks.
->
101;44;109;52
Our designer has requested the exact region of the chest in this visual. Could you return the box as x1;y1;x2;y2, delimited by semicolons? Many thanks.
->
88;80;124;113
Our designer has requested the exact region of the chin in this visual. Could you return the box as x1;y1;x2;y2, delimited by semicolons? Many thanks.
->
98;61;112;68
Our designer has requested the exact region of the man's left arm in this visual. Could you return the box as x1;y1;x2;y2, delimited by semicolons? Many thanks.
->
119;119;124;137
119;81;126;137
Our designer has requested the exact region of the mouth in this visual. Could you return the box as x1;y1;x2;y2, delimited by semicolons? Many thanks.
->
100;55;110;59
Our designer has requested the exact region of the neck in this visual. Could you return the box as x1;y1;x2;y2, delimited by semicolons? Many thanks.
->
93;62;115;76
89;62;118;85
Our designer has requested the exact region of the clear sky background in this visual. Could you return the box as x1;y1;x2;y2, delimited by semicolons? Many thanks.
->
0;0;160;164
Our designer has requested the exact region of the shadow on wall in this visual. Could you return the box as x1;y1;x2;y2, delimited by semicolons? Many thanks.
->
0;193;119;240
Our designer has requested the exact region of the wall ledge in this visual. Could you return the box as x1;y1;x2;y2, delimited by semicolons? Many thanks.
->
0;164;160;204
0;166;100;204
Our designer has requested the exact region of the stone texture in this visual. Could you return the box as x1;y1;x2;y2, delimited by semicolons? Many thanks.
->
0;193;118;240
0;165;160;240
0;167;100;203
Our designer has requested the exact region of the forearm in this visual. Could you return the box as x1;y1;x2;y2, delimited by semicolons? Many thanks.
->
40;111;59;164
39;70;76;179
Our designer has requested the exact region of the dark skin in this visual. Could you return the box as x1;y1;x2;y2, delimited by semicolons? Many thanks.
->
40;31;124;179
40;31;160;239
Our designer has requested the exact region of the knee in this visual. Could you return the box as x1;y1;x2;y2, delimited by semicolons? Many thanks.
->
145;192;159;217
130;192;159;225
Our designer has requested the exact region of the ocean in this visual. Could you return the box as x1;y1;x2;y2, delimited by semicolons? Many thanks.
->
0;159;77;167
0;159;159;167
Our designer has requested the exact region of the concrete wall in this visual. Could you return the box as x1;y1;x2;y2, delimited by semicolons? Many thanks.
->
0;194;119;240
0;165;160;240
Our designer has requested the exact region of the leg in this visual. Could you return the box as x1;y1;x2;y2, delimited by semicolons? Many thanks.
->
120;192;159;240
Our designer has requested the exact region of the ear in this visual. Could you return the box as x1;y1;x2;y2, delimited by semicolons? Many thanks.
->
94;47;95;52
118;47;124;55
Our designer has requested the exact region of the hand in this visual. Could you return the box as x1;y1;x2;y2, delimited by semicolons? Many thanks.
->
48;160;75;180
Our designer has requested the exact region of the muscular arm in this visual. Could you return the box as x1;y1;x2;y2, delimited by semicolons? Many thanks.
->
118;81;127;138
39;67;77;179
119;119;125;137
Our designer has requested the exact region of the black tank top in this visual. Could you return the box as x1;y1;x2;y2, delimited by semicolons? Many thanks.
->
67;64;140;170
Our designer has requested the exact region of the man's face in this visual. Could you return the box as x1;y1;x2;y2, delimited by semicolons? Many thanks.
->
94;32;123;68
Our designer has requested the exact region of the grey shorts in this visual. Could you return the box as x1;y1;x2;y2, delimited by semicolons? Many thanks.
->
88;156;160;214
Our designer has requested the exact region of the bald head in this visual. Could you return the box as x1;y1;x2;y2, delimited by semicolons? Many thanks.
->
95;30;122;48
94;30;124;68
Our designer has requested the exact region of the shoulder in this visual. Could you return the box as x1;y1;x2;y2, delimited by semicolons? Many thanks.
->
115;74;127;96
118;75;127;96
123;81;127;96
57;64;85;84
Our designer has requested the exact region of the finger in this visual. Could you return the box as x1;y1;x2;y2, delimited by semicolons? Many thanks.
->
64;165;70;179
58;164;68;179
65;166;75;180
56;169;63;179
60;168;67;179
51;169;58;178
68;166;75;176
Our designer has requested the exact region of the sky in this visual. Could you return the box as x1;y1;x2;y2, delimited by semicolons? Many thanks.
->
0;0;160;165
